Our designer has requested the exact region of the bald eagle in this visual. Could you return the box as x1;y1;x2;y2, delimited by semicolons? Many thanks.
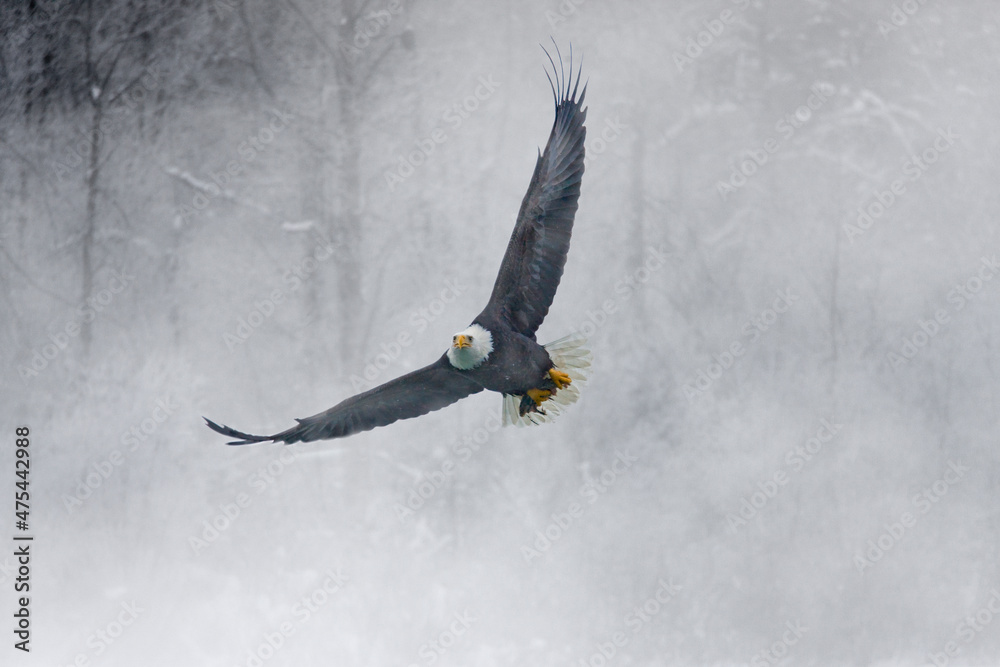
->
205;45;590;445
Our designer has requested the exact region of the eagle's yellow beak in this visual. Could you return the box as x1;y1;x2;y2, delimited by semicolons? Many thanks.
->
454;334;470;349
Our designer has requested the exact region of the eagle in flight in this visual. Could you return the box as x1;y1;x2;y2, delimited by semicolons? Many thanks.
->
206;44;591;445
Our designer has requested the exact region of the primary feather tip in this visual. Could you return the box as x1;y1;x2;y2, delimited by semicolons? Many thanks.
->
204;417;272;445
540;39;587;109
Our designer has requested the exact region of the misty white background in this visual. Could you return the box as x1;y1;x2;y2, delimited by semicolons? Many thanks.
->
2;0;999;665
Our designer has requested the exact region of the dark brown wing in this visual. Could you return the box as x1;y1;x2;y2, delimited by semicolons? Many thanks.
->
481;44;587;338
205;355;483;445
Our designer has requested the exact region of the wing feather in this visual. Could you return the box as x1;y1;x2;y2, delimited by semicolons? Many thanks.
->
482;43;588;338
205;356;482;445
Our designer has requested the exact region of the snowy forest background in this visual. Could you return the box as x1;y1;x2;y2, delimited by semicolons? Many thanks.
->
2;0;1000;665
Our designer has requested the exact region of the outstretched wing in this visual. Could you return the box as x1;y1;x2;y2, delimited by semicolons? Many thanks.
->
205;356;483;445
483;43;587;339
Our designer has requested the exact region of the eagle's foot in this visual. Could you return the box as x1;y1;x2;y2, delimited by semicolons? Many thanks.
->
548;368;572;390
519;391;549;418
526;388;552;405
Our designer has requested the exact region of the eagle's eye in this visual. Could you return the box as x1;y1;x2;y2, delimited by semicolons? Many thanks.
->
468;336;474;341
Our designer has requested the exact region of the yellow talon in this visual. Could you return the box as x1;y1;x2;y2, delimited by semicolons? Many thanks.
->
526;388;551;406
549;368;572;390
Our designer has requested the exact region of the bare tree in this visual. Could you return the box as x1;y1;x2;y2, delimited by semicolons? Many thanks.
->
281;0;413;369
5;0;187;354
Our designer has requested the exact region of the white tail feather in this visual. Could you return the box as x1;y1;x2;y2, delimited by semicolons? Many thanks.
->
502;333;592;427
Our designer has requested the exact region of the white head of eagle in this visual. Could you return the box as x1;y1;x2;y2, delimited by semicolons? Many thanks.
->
447;323;493;370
